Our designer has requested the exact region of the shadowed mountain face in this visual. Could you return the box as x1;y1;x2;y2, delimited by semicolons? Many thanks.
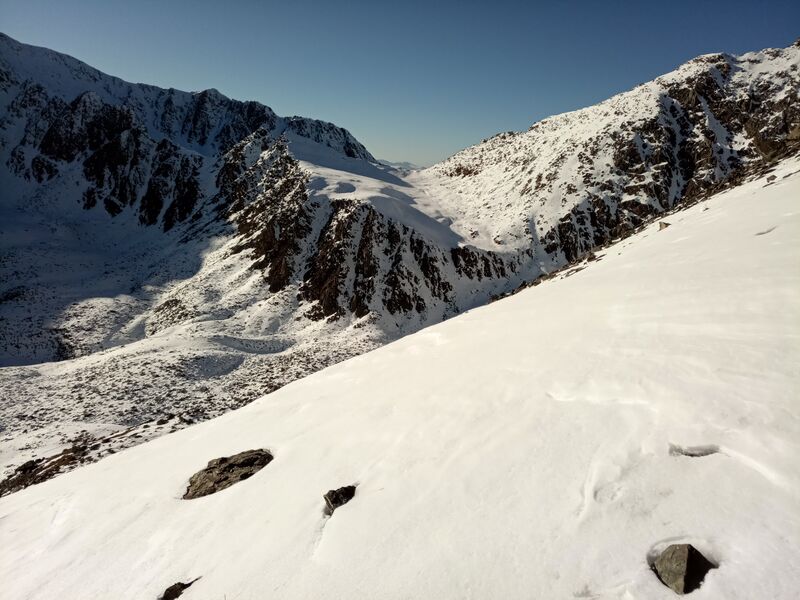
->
0;32;797;486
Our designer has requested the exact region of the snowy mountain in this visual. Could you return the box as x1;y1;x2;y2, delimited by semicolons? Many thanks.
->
1;158;798;599
378;158;421;170
1;33;798;488
418;42;800;257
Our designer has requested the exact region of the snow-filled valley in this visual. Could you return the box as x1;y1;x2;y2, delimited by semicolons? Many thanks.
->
1;33;798;489
1;158;798;599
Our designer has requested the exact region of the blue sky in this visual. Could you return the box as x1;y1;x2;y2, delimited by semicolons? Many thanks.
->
2;0;798;165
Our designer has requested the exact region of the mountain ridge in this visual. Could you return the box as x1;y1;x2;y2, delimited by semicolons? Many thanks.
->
1;33;798;488
0;32;374;161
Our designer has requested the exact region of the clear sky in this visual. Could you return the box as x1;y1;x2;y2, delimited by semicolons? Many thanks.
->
1;0;798;165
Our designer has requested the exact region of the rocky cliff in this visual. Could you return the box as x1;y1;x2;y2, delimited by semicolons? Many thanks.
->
428;41;799;265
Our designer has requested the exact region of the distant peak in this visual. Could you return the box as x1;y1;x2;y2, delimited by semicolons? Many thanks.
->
196;87;224;97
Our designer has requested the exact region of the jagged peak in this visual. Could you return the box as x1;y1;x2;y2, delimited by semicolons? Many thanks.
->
193;87;224;98
0;32;374;161
435;40;799;171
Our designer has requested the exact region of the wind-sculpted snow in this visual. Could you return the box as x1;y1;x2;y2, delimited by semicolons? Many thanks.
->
1;159;798;599
1;33;798;486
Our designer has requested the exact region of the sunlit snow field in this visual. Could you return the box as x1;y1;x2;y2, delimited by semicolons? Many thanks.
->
1;159;798;599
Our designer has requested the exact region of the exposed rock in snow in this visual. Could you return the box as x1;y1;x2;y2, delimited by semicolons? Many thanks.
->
651;544;717;595
0;435;90;497
323;485;357;516
183;449;273;499
158;578;200;600
422;44;800;258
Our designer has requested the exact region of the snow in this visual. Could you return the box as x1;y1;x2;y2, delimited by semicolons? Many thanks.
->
299;158;465;249
3;34;797;479
2;159;798;599
0;33;389;473
420;43;800;253
0;149;387;474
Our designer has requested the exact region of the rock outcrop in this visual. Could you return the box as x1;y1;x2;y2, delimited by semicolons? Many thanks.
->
0;438;90;497
183;450;273;499
433;45;800;265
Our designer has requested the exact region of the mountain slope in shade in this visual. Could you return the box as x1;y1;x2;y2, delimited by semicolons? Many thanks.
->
0;33;525;481
1;34;798;484
1;158;798;600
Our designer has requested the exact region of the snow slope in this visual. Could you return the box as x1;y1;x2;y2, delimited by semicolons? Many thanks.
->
2;34;797;490
2;159;798;599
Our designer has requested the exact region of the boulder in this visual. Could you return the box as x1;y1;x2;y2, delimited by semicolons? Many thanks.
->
183;449;272;499
323;485;357;516
652;543;716;594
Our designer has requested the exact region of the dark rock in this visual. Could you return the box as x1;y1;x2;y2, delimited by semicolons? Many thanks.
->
300;200;361;320
651;544;717;594
227;138;312;292
0;436;91;496
158;578;199;600
323;484;357;516
17;459;39;473
183;449;273;499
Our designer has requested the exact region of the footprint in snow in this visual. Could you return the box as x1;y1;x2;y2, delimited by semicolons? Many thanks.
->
577;445;643;519
311;484;359;556
670;443;788;488
668;444;720;458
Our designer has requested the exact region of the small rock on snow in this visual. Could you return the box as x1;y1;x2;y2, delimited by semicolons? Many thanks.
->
324;485;357;516
158;578;199;600
651;543;717;594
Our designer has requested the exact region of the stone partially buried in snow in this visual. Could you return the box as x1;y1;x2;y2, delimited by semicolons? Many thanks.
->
652;544;717;594
323;485;356;515
183;449;273;499
158;578;199;600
